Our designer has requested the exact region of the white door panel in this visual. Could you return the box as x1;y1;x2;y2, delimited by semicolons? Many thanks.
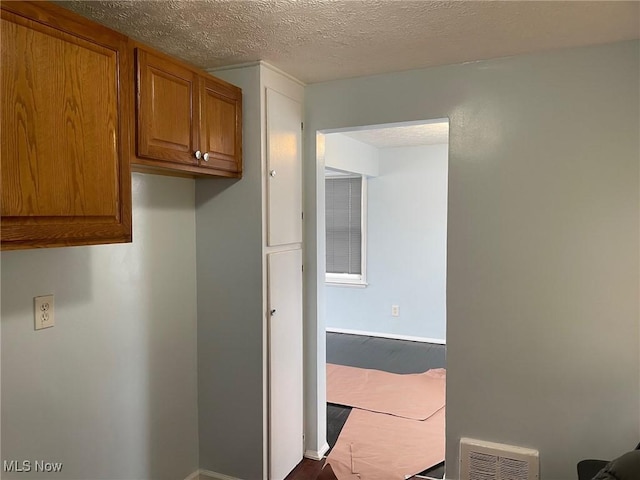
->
266;88;302;246
268;249;304;479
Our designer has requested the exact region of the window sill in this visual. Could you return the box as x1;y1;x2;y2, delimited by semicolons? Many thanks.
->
326;280;368;288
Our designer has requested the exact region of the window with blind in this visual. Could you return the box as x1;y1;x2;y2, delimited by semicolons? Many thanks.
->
325;175;367;285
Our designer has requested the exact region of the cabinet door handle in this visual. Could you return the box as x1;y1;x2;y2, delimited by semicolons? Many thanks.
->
194;150;202;160
269;170;277;177
203;152;210;162
270;309;276;316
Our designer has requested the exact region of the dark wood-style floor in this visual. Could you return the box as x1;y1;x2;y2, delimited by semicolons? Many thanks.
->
285;458;326;480
286;332;447;480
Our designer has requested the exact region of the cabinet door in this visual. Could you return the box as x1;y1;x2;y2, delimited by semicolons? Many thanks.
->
1;2;132;249
266;89;302;246
136;48;199;165
199;77;242;174
268;249;304;480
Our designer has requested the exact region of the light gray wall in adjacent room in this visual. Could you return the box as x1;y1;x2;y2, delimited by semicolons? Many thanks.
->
325;133;379;176
1;173;199;480
326;144;448;341
304;40;639;480
196;65;266;480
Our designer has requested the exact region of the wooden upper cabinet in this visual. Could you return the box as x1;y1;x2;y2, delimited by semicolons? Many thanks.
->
200;77;242;174
1;1;132;250
134;47;242;177
136;49;199;165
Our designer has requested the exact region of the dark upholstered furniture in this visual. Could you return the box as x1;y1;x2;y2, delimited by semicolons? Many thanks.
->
578;459;609;480
577;444;640;480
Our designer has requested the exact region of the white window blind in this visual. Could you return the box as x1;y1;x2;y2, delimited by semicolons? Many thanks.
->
325;176;362;275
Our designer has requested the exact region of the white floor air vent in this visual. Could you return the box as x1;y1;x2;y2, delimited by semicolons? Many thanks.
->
460;437;539;480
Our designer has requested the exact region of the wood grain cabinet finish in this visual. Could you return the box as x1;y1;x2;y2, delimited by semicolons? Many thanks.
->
135;48;242;177
136;49;198;166
199;77;242;174
1;1;132;250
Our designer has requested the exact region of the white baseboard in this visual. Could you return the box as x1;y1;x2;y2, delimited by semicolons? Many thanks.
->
183;471;200;480
326;327;446;345
197;469;243;480
304;442;330;460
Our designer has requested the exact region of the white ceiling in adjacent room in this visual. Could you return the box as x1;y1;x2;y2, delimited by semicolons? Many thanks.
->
343;122;449;148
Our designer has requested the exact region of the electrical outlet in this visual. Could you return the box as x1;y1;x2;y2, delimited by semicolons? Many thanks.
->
34;295;55;330
391;305;400;317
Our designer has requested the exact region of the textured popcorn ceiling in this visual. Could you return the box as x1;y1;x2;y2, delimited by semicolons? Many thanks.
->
57;0;639;84
344;122;449;148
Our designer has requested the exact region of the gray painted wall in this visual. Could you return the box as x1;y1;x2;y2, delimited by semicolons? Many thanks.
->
1;173;199;480
196;65;266;480
326;144;448;340
304;41;639;480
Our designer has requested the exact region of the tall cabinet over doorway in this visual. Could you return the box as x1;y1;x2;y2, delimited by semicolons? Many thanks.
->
196;63;304;480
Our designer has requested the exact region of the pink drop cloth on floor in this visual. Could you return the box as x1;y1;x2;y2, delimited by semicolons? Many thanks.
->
327;363;446;420
326;365;446;480
325;407;446;480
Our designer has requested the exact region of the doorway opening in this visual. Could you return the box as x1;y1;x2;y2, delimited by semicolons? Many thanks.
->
318;118;449;479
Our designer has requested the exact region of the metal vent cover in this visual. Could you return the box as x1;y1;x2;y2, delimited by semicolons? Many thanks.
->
460;437;539;480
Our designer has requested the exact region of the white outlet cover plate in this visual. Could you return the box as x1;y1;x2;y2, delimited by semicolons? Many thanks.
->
34;295;55;330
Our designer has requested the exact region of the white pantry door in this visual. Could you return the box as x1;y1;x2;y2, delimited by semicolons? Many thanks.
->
268;249;304;479
266;88;302;247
